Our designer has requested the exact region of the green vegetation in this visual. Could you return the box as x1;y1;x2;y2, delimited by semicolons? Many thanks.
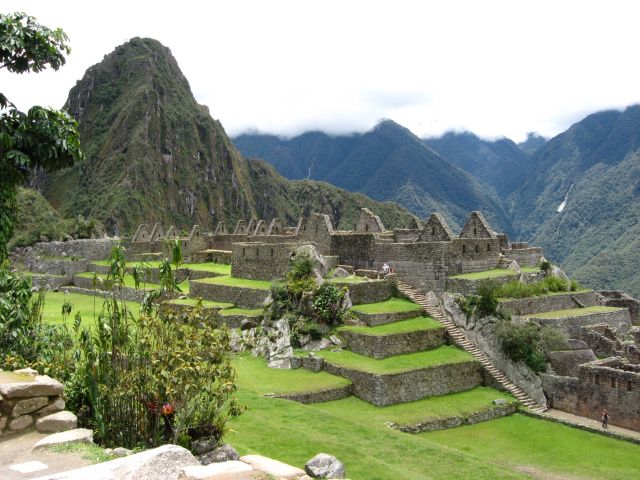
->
0;12;82;261
195;275;272;290
525;306;622;319
495;276;582;299
9;188;104;250
495;320;566;372
182;262;231;274
350;298;422;315
426;414;640;480
50;442;112;463
317;346;474;374
228;355;640;480
76;272;159;290
339;316;442;336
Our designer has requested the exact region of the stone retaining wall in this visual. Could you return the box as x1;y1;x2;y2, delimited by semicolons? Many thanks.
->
502;247;543;267
70;276;150;302
89;264;220;283
29;274;70;290
391;402;518;433
351;308;423;327
530;309;631;336
340;327;445;359
498;291;598;316
189;281;269;308
446;274;515;296
322;360;483;406
268;384;353;404
333;279;393;305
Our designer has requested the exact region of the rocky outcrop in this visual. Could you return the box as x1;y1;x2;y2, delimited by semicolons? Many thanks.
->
441;292;547;405
305;453;346;479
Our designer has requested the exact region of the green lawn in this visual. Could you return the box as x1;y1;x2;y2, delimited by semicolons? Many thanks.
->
339;316;442;336
167;298;234;309
326;275;374;284
425;414;640;479
22;271;65;278
181;262;231;275
350;298;422;315
219;307;264;317
525;306;622;319
498;288;592;301
317;346;474;374
228;355;640;479
194;275;272;290
39;291;140;331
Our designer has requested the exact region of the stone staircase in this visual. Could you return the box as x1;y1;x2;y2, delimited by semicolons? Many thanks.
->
396;281;547;413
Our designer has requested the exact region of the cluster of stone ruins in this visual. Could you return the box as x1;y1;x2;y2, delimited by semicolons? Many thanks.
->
13;208;640;432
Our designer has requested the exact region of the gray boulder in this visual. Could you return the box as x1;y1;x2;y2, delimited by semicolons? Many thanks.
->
294;245;327;277
35;410;77;433
33;428;94;450
332;267;350;278
551;265;569;282
305;453;346;479
197;444;240;465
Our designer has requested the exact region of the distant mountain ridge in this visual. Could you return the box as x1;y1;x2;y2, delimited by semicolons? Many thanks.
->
235;121;514;234
36;38;414;236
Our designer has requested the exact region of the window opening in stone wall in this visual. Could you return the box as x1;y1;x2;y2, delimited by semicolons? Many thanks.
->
242;248;245;256
611;377;616;388
270;248;274;257
628;381;633;392
431;227;435;235
473;227;477;236
315;224;318;232
256;248;259;257
462;245;466;253
595;375;599;385
365;224;369;232
474;244;479;253
487;244;491;251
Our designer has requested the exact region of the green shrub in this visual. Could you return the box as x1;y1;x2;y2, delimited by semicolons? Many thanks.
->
538;259;552;273
495;320;564;373
312;283;347;325
494;276;574;300
476;282;499;317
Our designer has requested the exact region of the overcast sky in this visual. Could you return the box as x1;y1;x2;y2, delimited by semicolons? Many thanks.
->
2;0;640;142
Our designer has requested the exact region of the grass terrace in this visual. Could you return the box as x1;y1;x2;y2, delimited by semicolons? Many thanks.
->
194;275;272;290
228;355;640;479
350;298;423;315
340;316;442;336
21;271;65;278
317;346;474;374
524;306;622;319
167;298;234;309
219;307;264;317
39;291;140;330
90;260;232;275
450;267;540;280
326;275;374;284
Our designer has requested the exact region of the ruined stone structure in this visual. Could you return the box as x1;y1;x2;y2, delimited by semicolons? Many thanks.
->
128;209;542;293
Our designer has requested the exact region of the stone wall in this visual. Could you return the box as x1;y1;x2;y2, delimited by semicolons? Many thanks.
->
192;249;232;264
597;290;640;325
189;281;269;308
529;308;631;337
446;273;515;296
542;357;640;431
498;291;599;316
0;369;69;435
548;350;597;377
350;308;423;327
322;360;483;406
391;402;518;433
340;327;445;359
269;384;353;404
502;247;543;267
332;279;393;305
69;277;151;302
231;242;299;280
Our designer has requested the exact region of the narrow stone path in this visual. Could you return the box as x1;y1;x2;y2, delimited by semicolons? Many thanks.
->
396;281;547;413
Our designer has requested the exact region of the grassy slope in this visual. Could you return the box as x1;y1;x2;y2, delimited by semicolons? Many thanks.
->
228;355;640;480
450;267;540;280
318;346;474;374
340;316;442;336
167;298;234;309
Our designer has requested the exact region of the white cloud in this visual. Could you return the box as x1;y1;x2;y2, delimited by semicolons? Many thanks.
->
2;0;640;142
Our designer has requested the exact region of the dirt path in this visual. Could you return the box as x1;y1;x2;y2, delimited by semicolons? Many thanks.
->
0;429;92;480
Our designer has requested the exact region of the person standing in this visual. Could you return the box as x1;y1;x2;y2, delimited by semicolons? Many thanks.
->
601;408;609;428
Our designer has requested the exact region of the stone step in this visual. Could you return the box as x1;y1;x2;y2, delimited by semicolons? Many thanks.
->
349;299;425;326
